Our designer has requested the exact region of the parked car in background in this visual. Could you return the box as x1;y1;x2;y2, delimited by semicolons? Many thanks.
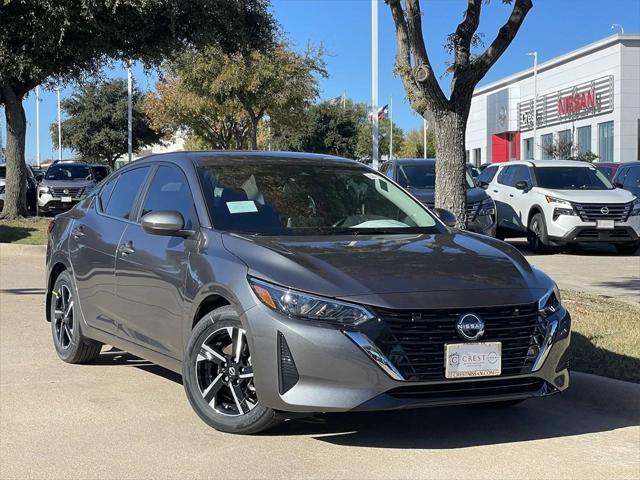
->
467;163;481;179
478;160;640;254
594;162;624;181
381;158;497;237
37;162;96;215
612;161;640;198
90;164;112;183
30;166;46;183
45;151;571;434
0;163;38;213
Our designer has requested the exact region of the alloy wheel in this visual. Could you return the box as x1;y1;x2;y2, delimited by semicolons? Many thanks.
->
196;326;257;416
53;284;74;350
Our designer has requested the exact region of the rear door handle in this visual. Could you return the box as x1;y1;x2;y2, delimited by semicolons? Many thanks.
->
509;194;514;198
71;226;85;238
118;241;135;255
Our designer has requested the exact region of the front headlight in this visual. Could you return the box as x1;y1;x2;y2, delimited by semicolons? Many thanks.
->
478;198;495;216
538;284;562;319
38;185;51;196
248;277;375;326
544;195;572;208
630;198;640;216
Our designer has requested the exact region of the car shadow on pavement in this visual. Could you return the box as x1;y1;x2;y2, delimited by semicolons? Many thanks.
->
90;347;183;385
268;395;638;449
596;277;640;292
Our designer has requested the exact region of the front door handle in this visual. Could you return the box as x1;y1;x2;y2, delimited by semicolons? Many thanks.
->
118;241;135;256
493;189;499;193
71;226;85;238
509;194;514;198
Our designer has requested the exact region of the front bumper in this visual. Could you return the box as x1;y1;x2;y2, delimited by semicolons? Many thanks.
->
37;192;81;213
242;302;571;413
547;213;640;245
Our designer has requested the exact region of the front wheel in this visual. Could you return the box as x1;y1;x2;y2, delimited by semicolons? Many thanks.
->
183;306;281;434
528;213;557;254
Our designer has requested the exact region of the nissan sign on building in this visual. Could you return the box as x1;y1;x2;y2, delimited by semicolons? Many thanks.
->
464;33;640;164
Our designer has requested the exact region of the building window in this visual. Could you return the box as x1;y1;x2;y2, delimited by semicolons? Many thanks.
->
577;126;591;155
524;138;534;160
474;148;481;165
598;121;614;161
541;134;553;160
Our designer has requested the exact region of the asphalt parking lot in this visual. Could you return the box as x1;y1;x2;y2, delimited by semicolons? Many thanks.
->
1;247;639;480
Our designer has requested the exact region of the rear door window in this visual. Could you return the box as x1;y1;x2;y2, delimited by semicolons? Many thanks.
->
104;167;150;220
623;167;640;189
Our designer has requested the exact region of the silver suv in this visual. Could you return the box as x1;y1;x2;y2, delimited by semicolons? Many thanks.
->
37;162;96;215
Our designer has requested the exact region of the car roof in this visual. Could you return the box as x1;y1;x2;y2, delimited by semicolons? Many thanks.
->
130;150;359;169
393;158;436;165
491;160;598;168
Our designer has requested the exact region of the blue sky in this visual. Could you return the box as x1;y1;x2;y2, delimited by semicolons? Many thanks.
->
5;0;640;163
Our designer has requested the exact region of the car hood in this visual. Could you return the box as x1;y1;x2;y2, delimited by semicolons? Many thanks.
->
222;232;551;308
407;187;488;205
537;187;635;203
40;179;95;189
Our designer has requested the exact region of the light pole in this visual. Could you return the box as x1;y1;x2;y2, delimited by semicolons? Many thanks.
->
423;118;428;159
371;0;379;170
127;61;133;163
611;23;624;34
389;98;393;160
35;86;40;167
527;51;538;159
56;87;62;161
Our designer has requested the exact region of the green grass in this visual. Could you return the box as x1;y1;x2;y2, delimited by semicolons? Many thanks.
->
0;218;50;245
563;290;640;383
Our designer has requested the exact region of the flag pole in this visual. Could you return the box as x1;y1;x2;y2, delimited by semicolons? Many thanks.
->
36;86;40;167
389;98;393;160
342;91;346;110
127;60;133;163
371;0;379;170
56;87;62;161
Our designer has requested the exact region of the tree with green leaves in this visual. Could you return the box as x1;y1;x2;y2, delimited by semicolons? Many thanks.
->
52;79;161;168
397;127;436;159
0;0;273;218
386;0;532;227
145;42;326;151
355;119;404;161
272;100;367;158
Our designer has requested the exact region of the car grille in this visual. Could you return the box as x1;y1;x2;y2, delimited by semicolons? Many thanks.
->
572;202;632;222
572;228;634;241
370;303;546;382
423;200;481;221
50;186;83;198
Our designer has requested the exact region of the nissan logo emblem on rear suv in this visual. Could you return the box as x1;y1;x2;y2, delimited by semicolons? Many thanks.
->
456;314;485;341
600;206;609;215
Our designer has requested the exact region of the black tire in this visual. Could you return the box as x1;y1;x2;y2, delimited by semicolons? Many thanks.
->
528;213;556;254
183;305;281;434
614;243;640;255
50;270;102;363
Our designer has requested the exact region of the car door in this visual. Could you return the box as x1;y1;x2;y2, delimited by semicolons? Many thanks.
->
113;164;199;359
622;166;640;197
492;165;516;230
69;166;150;333
505;165;533;231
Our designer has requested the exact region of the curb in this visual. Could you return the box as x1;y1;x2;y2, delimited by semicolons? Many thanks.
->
565;372;640;420
0;243;47;257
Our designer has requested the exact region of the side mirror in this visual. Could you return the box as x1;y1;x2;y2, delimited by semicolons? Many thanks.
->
515;180;529;191
432;207;457;227
613;181;623;189
141;210;192;237
34;174;44;183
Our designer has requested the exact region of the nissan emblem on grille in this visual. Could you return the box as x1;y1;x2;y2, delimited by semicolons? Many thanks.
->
63;189;69;195
600;206;609;215
456;313;485;341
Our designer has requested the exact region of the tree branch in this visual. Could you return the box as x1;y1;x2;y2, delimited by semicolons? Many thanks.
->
452;0;482;68
471;0;532;83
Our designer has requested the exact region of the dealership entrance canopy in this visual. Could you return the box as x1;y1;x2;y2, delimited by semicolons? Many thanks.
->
465;33;640;165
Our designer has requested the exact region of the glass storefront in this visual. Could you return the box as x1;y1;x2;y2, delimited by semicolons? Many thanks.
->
541;134;553;160
577;126;592;154
524;137;534;159
598;121;614;161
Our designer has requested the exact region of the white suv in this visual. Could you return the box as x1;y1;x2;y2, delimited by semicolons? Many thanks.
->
476;160;640;254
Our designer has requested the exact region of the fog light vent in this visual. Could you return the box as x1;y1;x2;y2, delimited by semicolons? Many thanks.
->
278;332;299;395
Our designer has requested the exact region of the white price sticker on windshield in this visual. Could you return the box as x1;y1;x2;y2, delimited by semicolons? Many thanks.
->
226;201;258;214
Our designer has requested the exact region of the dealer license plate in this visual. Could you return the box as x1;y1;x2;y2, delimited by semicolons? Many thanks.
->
61;196;72;203
596;219;615;229
445;342;501;379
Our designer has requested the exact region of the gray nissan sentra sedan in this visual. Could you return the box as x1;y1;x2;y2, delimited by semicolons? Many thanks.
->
46;151;571;434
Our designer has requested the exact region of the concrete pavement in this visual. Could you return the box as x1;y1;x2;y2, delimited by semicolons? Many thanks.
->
1;248;639;479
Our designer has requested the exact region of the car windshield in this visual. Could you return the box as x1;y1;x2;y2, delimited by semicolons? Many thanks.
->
398;163;475;189
0;166;5;178
198;163;442;236
45;164;92;180
535;166;613;190
91;166;110;182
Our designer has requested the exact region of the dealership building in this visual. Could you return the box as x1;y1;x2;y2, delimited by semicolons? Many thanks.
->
465;33;640;165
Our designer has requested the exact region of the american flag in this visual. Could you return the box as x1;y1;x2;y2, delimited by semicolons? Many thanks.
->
369;104;389;122
327;96;342;106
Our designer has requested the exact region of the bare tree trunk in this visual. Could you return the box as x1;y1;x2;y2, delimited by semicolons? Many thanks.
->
249;117;259;150
433;109;468;229
1;86;28;219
